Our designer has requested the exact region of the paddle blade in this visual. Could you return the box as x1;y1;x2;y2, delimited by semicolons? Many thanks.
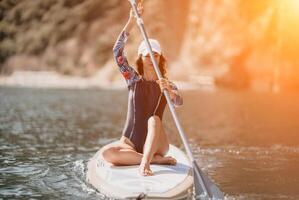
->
193;161;224;200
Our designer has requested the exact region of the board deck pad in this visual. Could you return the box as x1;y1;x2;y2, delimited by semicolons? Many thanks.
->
87;144;193;199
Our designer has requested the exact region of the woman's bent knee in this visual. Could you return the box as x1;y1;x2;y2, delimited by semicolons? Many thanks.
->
102;146;120;164
148;115;161;128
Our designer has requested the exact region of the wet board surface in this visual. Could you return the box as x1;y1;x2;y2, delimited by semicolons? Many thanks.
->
86;144;194;199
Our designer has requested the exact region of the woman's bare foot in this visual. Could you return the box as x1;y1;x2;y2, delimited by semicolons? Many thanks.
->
152;154;177;165
139;155;177;176
139;160;153;176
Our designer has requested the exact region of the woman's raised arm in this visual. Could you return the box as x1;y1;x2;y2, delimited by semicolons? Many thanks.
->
113;4;143;58
112;7;143;87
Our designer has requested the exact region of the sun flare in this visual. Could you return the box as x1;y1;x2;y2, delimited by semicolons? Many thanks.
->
279;0;299;17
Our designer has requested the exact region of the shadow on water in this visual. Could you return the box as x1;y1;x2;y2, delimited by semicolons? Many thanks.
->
1;86;299;199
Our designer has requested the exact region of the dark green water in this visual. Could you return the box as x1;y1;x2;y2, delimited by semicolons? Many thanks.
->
1;87;299;200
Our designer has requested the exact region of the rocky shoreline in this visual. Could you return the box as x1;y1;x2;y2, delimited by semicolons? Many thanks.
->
0;70;211;90
0;71;125;89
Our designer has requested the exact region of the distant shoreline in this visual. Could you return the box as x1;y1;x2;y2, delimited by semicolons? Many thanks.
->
0;71;126;90
0;70;212;90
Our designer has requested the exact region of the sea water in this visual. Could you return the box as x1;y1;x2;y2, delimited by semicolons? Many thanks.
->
1;87;299;200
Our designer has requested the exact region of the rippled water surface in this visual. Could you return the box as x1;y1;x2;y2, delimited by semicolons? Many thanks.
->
1;87;299;199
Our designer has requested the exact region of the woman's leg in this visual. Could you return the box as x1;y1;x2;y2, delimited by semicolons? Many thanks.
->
139;115;176;176
101;140;142;166
101;136;174;166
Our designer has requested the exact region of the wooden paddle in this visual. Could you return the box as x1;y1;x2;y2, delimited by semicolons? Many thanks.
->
128;0;224;199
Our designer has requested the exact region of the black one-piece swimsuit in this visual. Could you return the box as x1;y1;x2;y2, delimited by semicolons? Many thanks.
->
122;78;167;153
112;30;182;153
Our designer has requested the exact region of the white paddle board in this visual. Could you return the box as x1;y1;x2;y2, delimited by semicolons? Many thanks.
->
86;144;193;199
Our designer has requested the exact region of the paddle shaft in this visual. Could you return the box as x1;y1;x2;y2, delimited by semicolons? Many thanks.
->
128;0;210;196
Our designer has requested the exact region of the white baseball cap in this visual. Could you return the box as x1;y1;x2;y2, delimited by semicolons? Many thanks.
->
138;39;162;56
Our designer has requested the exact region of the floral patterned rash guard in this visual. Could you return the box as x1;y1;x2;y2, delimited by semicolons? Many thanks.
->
112;30;183;153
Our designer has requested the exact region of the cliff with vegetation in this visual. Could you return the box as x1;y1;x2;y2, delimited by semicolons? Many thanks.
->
1;0;299;90
0;0;189;77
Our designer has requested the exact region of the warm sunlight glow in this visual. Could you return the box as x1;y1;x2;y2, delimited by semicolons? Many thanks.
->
286;0;299;10
276;0;299;55
280;0;299;18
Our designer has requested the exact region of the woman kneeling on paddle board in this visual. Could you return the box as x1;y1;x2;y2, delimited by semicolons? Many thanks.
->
101;4;183;176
